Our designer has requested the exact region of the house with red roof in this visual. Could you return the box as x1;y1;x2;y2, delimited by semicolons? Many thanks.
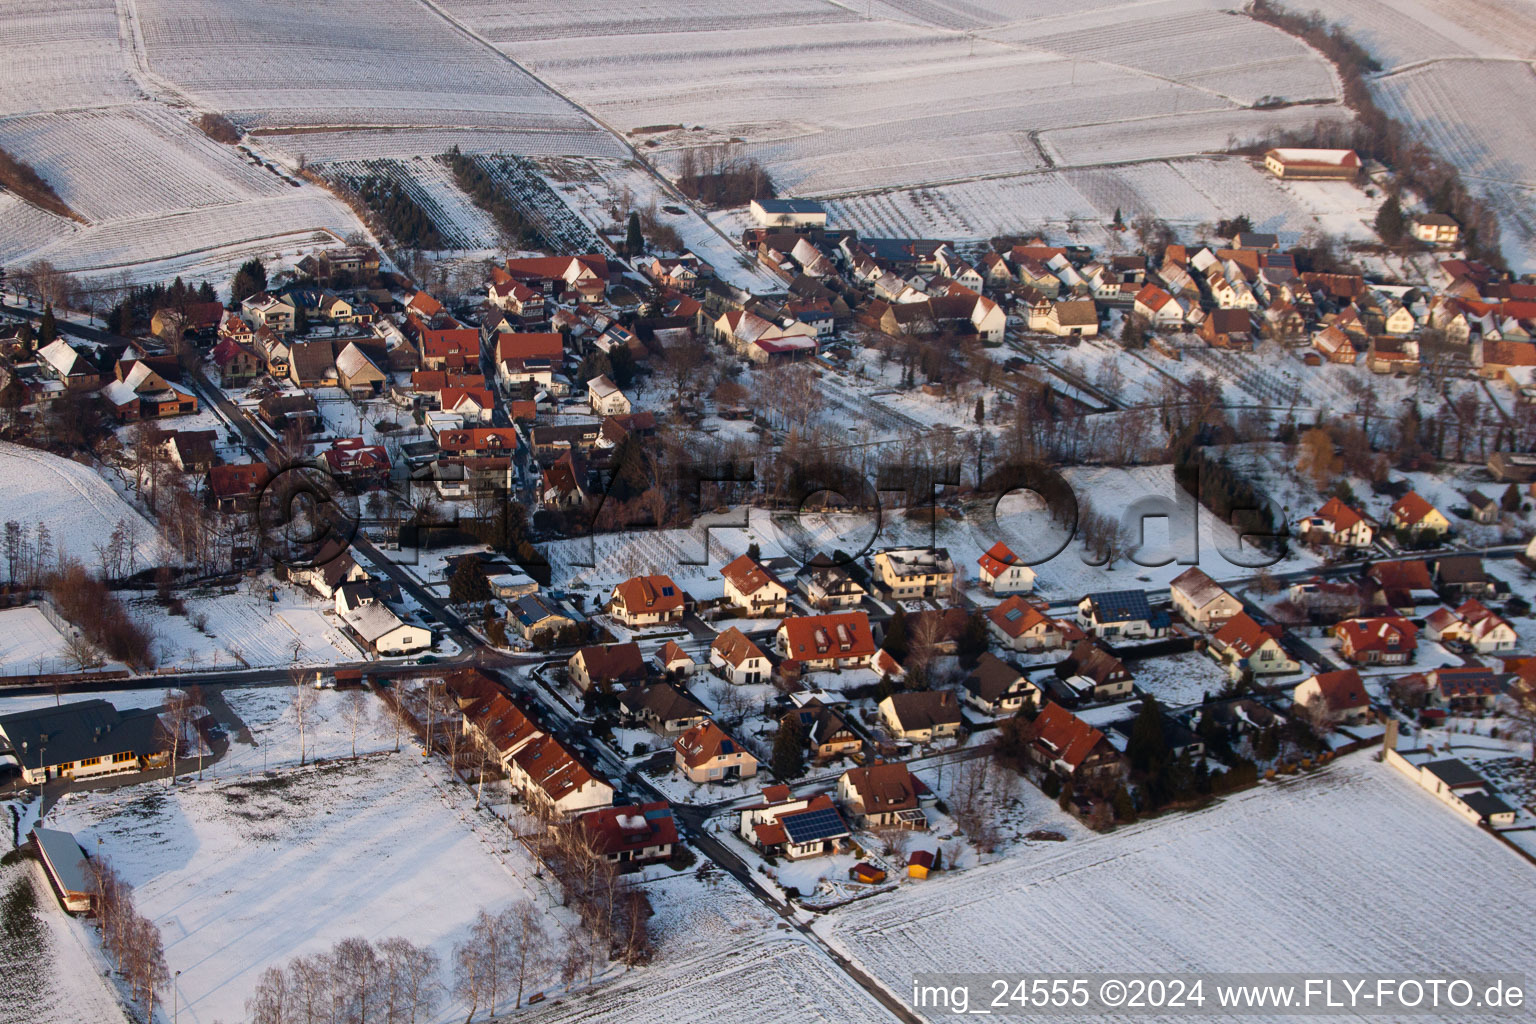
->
674;720;758;784
1132;283;1186;328
738;788;850;860
1025;702;1126;784
710;627;770;685
986;595;1078;652
1425;599;1517;653
721;554;788;616
1386;491;1450;539
609;574;686;628
1297;497;1374;549
1336;616;1418;666
775;612;876;673
977;541;1036;595
1293;668;1370;724
837;761;926;829
577;802;677;868
1209;612;1298;677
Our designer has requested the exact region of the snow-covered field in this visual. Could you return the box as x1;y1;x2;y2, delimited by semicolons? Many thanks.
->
0;441;164;568
41;694;565;1024
823;756;1536;1023
134;588;364;671
0;606;72;676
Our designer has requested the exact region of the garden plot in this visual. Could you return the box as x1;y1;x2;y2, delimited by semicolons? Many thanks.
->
823;756;1536;1020
133;588;362;671
43;746;565;1024
1126;650;1251;708
0;0;138;117
0;441;164;568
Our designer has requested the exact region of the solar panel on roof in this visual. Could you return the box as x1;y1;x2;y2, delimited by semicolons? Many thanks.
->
781;806;849;844
1089;590;1152;622
1005;608;1023;621
661;586;675;596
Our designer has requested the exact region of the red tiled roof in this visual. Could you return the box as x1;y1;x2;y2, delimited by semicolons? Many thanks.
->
778;612;876;661
1389;491;1438;527
613;574;685;616
721;554;783;597
1030;701;1109;770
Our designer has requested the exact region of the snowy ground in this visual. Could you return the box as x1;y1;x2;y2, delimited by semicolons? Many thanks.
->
0;606;72;676
41;727;572;1024
1125;650;1246;708
0;441;165;568
0;858;130;1024
822;755;1536;1023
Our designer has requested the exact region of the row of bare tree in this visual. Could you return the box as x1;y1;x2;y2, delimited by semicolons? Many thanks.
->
86;857;169;1023
246;934;442;1024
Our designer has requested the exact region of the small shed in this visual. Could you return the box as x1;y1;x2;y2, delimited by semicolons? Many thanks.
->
849;862;886;885
907;849;935;879
32;827;94;914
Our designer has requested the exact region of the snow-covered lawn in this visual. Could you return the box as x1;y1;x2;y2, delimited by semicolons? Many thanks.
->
43;745;569;1024
134;587;364;670
822;755;1536;1016
0;441;164;568
1125;649;1244;708
0;605;72;676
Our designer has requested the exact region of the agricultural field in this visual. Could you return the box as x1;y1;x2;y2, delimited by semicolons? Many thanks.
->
0;606;72;677
130;587;364;671
0;0;139;117
329;157;504;250
822;757;1536;1022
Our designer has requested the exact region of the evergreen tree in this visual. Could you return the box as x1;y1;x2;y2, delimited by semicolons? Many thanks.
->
448;558;493;605
14;322;33;355
1502;482;1521;513
230;258;268;306
974;396;985;424
626;211;644;257
746;541;761;561
1111;784;1137;822
956;612;989;666
1126;695;1169;776
1374;193;1406;244
292;303;309;336
38;304;57;345
1112;207;1124;228
1040;771;1061;798
772;715;806;780
197;281;217;302
882;607;909;662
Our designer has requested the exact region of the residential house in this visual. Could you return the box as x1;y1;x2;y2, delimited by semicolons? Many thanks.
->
674;720;758;783
962;653;1039;716
495;332;564;394
878;691;963;743
987;596;1079;652
1209;613;1299;677
1424;598;1517;653
1424;666;1510;713
164;429;218;474
1059;639;1134;701
739;788;850;860
321;437;390;490
567;643;647;693
586;374;631;417
100;361;198;421
207;462;272;513
211;338;263;385
1132;284;1186;328
507;594;572;643
1293;668;1371;724
1075;590;1169;641
977;541;1037;595
837;762;926;829
609;574;686;628
1042;300;1099;338
1410;213;1460;247
871;547;954;599
288;341;337;388
0;699;170;786
31;828;95;913
710;627;770;685
1312;325;1358;363
721;554;788;616
340;602;431;656
749;198;827;229
1025;702;1126;785
798;559;867;609
576;802;677;868
510;733;613;816
1431;554;1500;601
1467;490;1499;525
335;342;385;397
713;309;818;365
241;292;296;333
776;612;877;673
1169;566;1241;631
1197;308;1255;350
1336;617;1418;666
657;639;696;676
780;699;861;761
1297;497;1374;549
1367;559;1439;613
1388;491;1451;539
618;683;709;736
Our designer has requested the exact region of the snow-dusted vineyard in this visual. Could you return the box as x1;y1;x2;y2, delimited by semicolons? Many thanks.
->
329;157;502;250
132;0;603;135
474;155;609;253
826;758;1536;1023
0;0;138;116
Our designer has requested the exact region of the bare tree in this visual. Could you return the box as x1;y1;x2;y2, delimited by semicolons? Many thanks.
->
378;936;441;1024
344;690;371;760
331;936;382;1024
162;688;196;787
126;914;170;1023
290;666;317;766
502;900;548;1010
246;965;291;1024
452;929;487;1022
